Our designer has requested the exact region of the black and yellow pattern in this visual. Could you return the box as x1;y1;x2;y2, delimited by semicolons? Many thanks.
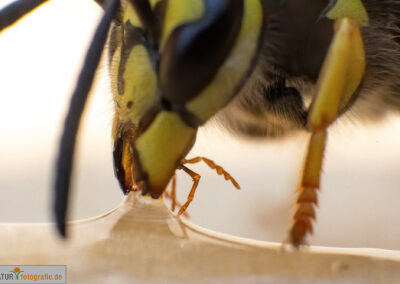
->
1;0;378;246
290;0;368;245
111;0;264;199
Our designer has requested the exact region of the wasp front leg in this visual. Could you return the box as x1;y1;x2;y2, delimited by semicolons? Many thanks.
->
177;165;201;216
169;174;177;212
164;175;191;218
183;157;240;190
289;5;368;246
172;157;240;216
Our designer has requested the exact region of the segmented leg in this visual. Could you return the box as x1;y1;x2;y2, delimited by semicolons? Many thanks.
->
164;189;190;218
177;165;201;216
289;18;366;246
170;174;177;212
182;157;240;189
163;174;180;214
174;157;240;216
290;131;326;246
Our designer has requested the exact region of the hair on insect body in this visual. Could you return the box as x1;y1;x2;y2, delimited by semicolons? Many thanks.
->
1;0;398;247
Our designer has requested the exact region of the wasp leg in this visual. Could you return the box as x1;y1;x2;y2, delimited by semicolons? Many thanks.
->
175;157;239;216
162;174;177;212
170;174;177;212
290;130;326;246
177;165;201;216
183;157;240;190
163;184;190;218
289;18;366;246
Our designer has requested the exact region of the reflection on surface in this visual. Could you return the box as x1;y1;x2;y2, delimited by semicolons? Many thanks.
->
0;192;399;283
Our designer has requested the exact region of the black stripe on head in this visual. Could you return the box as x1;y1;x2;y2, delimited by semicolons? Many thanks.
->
54;0;120;238
152;0;168;44
129;0;158;41
0;0;48;31
116;1;167;94
159;0;244;105
117;21;150;95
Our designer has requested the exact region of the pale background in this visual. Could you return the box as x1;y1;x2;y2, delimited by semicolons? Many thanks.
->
0;0;399;250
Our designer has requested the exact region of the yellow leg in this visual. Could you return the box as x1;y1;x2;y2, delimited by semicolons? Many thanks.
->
183;157;240;189
169;157;239;217
163;173;190;217
170;174;177;212
177;165;201;216
290;130;326;246
307;18;366;131
288;18;366;246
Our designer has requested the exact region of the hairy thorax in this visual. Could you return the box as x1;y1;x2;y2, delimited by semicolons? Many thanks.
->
216;0;400;138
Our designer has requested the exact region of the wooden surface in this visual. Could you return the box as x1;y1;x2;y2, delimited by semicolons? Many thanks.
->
0;191;399;283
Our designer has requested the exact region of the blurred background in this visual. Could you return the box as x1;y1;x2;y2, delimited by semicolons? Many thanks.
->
0;0;399;250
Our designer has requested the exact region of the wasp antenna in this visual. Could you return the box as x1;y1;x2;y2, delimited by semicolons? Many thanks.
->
0;0;48;31
54;0;120;238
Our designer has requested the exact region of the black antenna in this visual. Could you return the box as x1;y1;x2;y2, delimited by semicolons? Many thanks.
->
54;0;120;237
0;0;49;31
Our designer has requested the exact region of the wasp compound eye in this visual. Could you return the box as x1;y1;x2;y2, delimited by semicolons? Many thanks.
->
159;0;243;104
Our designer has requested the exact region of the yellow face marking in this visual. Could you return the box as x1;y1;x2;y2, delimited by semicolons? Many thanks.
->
135;112;196;195
123;2;142;27
186;0;263;122
114;45;158;125
161;0;204;48
122;0;163;28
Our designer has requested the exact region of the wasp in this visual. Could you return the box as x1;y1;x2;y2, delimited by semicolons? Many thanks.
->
1;0;392;247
